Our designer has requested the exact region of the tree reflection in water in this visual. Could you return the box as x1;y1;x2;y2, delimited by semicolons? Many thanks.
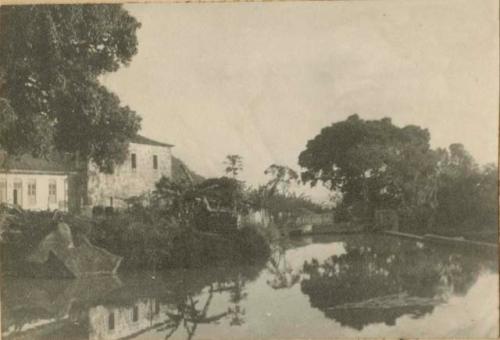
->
266;242;300;289
300;236;495;330
2;236;496;339
156;266;258;339
158;284;228;340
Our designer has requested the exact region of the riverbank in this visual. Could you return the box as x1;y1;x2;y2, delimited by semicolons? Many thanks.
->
0;207;271;277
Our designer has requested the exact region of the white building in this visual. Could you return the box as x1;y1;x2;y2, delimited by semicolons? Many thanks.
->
0;151;75;211
0;135;174;212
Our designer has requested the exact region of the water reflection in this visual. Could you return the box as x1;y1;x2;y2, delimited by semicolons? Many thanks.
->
266;241;301;289
300;236;497;330
2;234;497;339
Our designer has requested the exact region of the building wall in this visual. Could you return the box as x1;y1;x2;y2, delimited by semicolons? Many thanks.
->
0;172;70;211
87;143;172;208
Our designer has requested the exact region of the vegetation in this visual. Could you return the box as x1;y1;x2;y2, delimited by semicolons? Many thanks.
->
0;206;90;275
224;154;244;178
299;115;497;235
432;145;497;238
90;170;271;270
90;211;269;271
247;164;327;221
0;5;141;172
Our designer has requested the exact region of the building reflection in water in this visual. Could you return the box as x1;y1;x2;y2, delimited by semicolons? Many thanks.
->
2;264;261;340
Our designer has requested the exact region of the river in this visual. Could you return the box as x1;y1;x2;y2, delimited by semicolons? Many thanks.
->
2;234;498;339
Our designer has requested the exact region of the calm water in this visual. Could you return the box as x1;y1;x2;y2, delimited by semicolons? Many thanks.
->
2;234;498;339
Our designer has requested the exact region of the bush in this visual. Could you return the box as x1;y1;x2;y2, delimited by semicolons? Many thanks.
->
89;209;271;272
1;204;271;275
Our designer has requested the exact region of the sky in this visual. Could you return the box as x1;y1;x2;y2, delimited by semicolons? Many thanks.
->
101;0;499;202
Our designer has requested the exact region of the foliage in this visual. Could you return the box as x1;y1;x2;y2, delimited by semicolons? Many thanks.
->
89;208;269;271
224;154;243;178
0;5;141;171
245;164;327;224
433;145;497;232
264;164;299;197
0;206;91;274
0;203;270;274
299;115;497;236
248;187;325;216
197;177;247;212
299;115;436;220
89;208;179;270
152;175;249;227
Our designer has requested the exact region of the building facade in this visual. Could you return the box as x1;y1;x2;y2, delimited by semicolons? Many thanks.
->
0;152;75;211
87;135;173;209
0;135;173;212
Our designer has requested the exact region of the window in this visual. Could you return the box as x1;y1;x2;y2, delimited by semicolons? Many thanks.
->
132;305;139;322
0;179;6;203
13;181;22;206
153;155;158;170
48;180;57;204
131;153;137;170
108;312;115;330
27;180;36;205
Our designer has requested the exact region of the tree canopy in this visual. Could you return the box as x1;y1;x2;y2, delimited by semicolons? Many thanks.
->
299;115;435;216
0;5;141;171
299;114;496;232
224;154;243;178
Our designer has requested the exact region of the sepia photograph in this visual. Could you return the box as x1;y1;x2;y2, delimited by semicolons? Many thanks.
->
0;0;498;339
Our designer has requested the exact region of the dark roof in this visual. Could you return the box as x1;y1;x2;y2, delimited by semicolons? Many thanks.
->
0;151;77;173
131;135;173;148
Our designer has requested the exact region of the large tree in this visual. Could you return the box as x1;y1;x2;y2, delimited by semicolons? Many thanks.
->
298;115;437;220
0;5;141;171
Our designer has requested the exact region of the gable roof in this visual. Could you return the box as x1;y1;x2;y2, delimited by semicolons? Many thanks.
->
0;151;77;174
131;135;174;148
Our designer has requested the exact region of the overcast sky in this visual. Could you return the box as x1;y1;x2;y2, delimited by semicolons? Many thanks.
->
101;0;499;200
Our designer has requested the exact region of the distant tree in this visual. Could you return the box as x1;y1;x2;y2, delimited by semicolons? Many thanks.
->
196;177;246;212
264;164;299;197
434;144;497;232
298;115;436;221
0;5;141;171
224;154;243;178
243;163;328;222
